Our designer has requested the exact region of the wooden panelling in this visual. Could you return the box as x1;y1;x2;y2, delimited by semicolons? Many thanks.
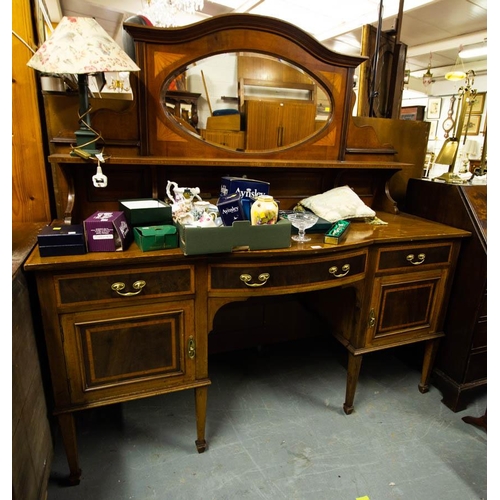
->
12;0;52;223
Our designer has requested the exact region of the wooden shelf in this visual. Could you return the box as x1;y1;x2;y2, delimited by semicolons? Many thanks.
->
48;153;410;170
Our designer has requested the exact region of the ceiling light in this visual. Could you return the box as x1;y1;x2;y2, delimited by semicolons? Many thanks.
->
460;46;487;59
445;71;466;81
445;51;466;81
140;0;204;27
423;67;434;85
422;53;433;86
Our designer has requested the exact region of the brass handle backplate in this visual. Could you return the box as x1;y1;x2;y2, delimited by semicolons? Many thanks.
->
368;308;376;328
240;272;270;287
406;253;426;265
329;264;350;278
111;280;146;297
188;336;196;359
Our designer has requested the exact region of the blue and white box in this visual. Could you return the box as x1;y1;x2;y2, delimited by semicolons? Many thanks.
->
217;192;245;226
220;176;270;199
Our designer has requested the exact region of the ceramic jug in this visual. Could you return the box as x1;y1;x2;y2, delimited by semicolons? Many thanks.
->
192;201;218;222
166;180;202;220
250;195;279;225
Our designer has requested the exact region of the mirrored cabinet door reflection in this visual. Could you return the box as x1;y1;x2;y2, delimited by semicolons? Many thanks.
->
160;52;333;152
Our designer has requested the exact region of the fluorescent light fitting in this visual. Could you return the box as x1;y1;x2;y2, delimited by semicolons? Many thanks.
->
460;47;487;59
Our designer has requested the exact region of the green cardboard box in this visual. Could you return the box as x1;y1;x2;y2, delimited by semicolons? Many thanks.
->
177;219;291;256
133;225;178;251
119;199;172;226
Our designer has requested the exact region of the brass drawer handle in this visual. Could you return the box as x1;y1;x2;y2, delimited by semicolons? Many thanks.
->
329;264;350;278
406;253;426;265
240;272;270;287
111;280;146;296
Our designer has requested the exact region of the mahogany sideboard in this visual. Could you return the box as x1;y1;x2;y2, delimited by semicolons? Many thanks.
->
26;15;470;484
24;212;468;484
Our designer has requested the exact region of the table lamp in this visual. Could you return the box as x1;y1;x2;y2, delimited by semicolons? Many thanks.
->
27;16;140;158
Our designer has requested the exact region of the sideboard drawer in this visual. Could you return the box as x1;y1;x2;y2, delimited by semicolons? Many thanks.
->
54;265;195;308
376;243;453;272
209;250;367;294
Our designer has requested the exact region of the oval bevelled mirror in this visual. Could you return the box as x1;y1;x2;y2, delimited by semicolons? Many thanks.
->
160;52;333;152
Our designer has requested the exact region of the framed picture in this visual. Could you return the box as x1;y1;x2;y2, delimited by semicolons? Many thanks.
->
471;92;485;114
427;98;441;119
427;120;438;139
462;115;481;136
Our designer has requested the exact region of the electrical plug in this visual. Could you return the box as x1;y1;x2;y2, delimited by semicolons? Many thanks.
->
92;163;108;188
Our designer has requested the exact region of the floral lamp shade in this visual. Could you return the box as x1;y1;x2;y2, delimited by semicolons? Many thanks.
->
27;16;140;158
27;16;140;74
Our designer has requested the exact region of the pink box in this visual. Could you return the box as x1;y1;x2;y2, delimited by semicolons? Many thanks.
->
84;211;131;252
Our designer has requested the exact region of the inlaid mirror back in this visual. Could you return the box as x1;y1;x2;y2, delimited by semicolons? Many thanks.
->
124;14;371;161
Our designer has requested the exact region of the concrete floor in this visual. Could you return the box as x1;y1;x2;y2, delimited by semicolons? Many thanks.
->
46;338;487;500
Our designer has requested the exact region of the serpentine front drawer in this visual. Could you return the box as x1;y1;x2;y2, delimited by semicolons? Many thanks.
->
53;264;195;309
208;250;367;295
375;243;453;273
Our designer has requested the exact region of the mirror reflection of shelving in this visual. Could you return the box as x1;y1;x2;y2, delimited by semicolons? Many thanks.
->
160;52;333;152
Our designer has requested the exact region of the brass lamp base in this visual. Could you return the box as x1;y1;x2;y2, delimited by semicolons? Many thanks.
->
432;171;468;184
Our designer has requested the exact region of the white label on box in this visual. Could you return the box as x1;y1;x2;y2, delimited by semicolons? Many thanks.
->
93;235;114;240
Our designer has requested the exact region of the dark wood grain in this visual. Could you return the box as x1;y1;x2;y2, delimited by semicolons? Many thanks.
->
12;223;53;498
405;179;486;411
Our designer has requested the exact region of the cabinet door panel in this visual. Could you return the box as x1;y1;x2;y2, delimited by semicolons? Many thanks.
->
61;300;196;404
83;316;180;382
367;269;448;346
245;101;317;149
281;102;316;145
245;101;281;149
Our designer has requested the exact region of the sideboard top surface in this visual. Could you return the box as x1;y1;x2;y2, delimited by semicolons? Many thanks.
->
24;212;469;273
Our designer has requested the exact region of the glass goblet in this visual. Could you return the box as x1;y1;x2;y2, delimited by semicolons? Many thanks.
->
287;212;318;242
